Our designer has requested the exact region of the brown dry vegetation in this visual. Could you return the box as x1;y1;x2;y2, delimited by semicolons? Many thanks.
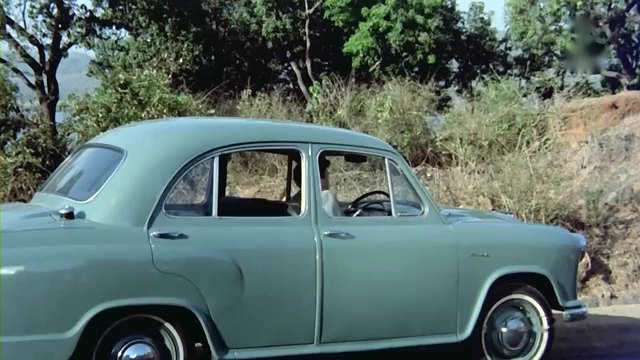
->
3;77;638;303
229;79;640;302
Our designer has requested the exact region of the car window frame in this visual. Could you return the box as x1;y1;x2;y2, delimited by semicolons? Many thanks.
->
160;143;309;220
313;146;427;220
386;159;426;217
38;143;127;204
162;156;216;218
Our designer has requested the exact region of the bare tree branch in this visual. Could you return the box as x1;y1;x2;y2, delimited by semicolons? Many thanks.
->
626;0;640;13
306;0;323;15
4;14;46;68
0;57;36;90
289;60;311;101
2;30;43;74
21;0;28;30
303;0;319;84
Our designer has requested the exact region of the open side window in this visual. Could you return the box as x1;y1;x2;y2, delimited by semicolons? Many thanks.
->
164;146;306;218
215;148;304;217
314;149;424;218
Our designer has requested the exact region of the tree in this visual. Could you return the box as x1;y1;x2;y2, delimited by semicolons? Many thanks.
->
226;0;350;101
324;0;464;86
0;67;25;153
506;0;640;90
0;0;91;149
454;2;505;90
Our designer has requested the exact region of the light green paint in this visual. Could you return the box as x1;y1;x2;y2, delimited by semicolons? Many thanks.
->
1;117;586;360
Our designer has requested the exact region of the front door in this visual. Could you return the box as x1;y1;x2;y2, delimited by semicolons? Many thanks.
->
148;144;317;349
312;145;459;343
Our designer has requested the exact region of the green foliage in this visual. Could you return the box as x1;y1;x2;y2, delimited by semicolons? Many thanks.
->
64;69;210;147
440;78;551;166
1;117;64;202
325;0;462;83
88;25;203;83
454;2;504;89
308;76;442;165
0;68;24;151
506;0;571;73
506;0;640;91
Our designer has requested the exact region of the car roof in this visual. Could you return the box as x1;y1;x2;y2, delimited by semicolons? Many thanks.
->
91;116;395;153
54;117;397;227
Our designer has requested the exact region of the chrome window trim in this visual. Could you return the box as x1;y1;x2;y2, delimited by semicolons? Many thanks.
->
387;159;425;217
212;145;308;219
385;158;397;218
162;156;215;219
315;147;393;219
159;143;308;220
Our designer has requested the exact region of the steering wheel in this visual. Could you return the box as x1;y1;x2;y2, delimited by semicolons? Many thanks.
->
345;190;390;216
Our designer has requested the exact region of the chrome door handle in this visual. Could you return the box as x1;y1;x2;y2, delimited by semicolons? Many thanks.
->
150;230;186;240
322;230;354;240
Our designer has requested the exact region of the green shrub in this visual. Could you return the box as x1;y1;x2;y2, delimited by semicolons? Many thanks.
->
1;119;64;202
309;76;442;165
63;69;211;147
440;78;551;167
232;89;308;121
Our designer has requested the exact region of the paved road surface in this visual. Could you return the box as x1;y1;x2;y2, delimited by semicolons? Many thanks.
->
287;304;640;360
551;304;640;360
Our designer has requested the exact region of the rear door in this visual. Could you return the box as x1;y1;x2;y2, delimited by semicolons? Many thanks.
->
148;144;318;349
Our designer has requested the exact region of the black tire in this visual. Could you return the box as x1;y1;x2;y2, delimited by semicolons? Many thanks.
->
467;284;555;360
89;314;191;360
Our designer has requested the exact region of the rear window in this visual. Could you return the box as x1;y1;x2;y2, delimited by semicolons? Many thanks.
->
41;146;124;201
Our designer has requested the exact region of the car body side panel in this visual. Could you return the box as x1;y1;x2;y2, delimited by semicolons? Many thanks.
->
149;213;318;349
452;221;582;339
0;225;213;360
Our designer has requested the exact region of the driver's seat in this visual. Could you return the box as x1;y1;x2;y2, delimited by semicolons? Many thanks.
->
321;190;344;217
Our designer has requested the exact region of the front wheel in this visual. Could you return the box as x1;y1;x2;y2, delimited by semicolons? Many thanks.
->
472;284;554;360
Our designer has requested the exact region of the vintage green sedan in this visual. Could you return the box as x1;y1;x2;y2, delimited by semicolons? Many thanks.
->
1;117;587;360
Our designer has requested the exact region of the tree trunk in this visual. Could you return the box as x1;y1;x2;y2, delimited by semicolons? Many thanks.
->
289;60;311;102
43;99;58;138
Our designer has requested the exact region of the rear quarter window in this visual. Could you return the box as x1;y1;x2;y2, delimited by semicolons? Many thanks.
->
41;145;124;201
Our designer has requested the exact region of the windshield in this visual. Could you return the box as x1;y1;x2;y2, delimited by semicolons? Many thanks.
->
40;145;124;201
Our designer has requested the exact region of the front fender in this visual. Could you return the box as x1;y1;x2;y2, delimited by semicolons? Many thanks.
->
457;266;565;340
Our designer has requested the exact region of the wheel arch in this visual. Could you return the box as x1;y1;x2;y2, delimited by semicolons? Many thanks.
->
68;299;227;360
459;269;563;341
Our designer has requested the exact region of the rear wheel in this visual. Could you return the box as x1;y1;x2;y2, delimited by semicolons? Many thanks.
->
471;284;554;360
91;314;188;360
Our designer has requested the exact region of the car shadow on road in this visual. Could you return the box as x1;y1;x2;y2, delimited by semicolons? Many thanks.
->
271;314;640;360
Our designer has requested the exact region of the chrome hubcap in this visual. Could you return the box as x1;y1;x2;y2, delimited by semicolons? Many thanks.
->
95;315;184;360
482;295;548;360
117;338;160;360
499;315;531;352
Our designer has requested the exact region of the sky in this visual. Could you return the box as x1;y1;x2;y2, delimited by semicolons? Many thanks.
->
459;0;506;30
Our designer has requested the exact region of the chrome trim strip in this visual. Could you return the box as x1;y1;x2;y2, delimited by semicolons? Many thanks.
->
211;156;219;217
385;158;397;217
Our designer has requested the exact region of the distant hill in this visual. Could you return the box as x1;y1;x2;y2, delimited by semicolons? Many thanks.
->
3;49;99;102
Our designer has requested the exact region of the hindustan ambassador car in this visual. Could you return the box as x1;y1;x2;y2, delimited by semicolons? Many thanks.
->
1;117;588;360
